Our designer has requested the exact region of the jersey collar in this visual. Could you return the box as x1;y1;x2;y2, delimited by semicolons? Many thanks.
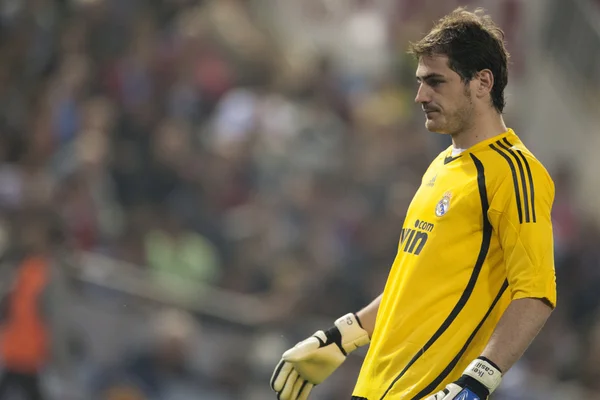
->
444;129;515;164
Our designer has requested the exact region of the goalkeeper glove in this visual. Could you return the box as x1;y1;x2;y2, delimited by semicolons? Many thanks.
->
425;357;502;400
270;313;370;400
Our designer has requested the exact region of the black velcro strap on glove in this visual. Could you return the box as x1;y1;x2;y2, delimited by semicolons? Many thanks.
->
321;326;346;355
455;375;490;399
312;313;369;357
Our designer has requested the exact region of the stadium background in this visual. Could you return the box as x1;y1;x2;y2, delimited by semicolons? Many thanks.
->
0;0;598;399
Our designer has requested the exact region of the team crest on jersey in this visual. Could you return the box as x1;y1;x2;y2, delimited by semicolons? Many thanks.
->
435;191;452;217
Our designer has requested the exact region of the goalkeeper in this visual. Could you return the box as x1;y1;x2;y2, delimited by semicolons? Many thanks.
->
271;7;557;400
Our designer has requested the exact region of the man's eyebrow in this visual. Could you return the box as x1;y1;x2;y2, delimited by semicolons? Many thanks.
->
416;73;445;82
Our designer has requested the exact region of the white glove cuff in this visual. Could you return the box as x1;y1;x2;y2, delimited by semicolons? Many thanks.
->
463;358;503;394
334;313;370;354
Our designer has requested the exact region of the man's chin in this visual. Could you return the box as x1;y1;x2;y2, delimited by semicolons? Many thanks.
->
425;120;449;134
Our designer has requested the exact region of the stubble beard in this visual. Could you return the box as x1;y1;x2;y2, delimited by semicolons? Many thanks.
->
431;88;474;136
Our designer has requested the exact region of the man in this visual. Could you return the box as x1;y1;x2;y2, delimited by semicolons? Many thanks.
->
0;255;49;400
270;7;556;400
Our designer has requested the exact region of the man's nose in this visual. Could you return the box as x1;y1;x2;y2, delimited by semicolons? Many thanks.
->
415;83;431;104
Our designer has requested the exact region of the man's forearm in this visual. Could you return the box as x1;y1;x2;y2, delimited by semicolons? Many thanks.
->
481;297;553;373
356;295;382;338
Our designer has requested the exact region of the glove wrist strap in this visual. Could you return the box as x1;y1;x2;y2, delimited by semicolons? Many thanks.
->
333;313;370;354
462;357;503;394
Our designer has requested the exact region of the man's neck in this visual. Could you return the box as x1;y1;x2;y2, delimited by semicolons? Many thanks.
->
451;113;507;150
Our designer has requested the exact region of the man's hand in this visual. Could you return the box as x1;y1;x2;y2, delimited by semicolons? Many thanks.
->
270;313;370;400
425;357;502;400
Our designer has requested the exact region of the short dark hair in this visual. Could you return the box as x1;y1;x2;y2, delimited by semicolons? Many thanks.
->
408;7;510;113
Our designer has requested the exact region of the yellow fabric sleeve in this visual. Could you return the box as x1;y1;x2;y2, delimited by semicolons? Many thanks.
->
487;162;557;308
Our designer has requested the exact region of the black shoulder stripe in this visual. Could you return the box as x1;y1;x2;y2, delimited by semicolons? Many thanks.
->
379;154;493;400
411;280;509;400
503;138;537;222
497;140;530;223
489;143;523;224
510;144;537;223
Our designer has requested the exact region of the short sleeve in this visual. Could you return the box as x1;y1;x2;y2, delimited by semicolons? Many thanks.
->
487;158;557;308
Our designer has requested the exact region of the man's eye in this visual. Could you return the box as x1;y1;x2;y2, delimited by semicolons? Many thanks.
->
429;80;442;87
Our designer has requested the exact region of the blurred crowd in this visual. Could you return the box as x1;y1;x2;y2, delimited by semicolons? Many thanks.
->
0;0;598;399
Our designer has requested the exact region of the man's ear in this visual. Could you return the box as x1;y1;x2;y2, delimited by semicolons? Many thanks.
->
475;69;494;99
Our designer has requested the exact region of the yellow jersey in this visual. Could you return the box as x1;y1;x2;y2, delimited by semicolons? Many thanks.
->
352;129;557;400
